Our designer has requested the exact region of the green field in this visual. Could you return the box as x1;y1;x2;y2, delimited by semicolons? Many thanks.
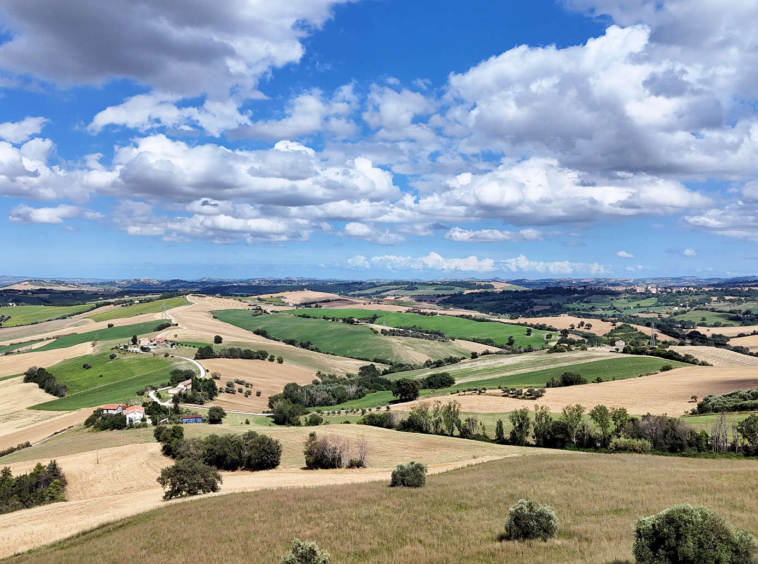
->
672;310;741;327
293;309;552;348
213;310;474;364
0;304;96;327
30;352;195;411
0;339;42;354
35;320;172;352
87;296;190;322
324;356;685;410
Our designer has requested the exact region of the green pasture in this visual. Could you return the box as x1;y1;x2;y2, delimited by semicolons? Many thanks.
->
35;320;172;351
0;304;96;327
0;339;43;354
87;296;190;322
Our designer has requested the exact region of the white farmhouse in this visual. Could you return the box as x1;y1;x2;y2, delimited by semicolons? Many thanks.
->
124;405;145;424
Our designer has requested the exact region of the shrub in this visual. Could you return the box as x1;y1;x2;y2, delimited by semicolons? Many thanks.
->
280;538;330;564
243;432;283;471
546;371;586;388
305;413;323;426
109;353;117;360
660;364;674;372
207;406;226;424
214;335;223;344
277;356;284;364
502;499;558;542
272;399;307;426
610;437;651;453
304;433;344;469
359;411;395;429
390;461;426;488
633;504;757;564
156;459;221;500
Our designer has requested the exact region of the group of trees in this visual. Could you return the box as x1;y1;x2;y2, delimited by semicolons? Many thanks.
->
360;400;486;440
23;366;66;397
173;375;218;405
545;371;587;388
697;389;758;414
195;346;271;361
0;461;67;514
303;432;368;469
155;425;282;499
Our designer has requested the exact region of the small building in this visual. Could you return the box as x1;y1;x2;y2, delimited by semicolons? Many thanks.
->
102;404;124;415
124;405;145;424
614;340;626;348
181;414;203;424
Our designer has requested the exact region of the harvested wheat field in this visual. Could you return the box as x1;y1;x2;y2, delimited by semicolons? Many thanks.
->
0;342;94;378
669;346;758;367
255;290;342;305
729;334;758;352
0;409;90;451
201;358;316;412
397;365;758;416
0;426;541;558
498;315;654;337
698;325;758;338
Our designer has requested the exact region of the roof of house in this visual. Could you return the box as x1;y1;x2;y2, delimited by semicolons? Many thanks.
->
102;404;122;410
182;414;202;419
125;405;145;413
179;379;192;387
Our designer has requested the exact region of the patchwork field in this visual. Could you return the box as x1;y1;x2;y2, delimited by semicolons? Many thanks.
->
396;365;758;415
671;310;741;326
30;353;195;411
213;310;476;364
0;304;96;328
35;320;172;352
86;296;191;322
0;423;538;559
0;340;42;354
498;315;656;338
6;452;758;564
201;358;316;412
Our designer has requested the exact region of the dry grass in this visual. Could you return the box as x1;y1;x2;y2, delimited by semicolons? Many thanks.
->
0;342;95;378
7;452;758;564
398;365;758;416
669;346;758;367
698;325;758;337
729;334;758;352
200;358;316;412
0;424;538;558
254;290;342;305
498;315;654;337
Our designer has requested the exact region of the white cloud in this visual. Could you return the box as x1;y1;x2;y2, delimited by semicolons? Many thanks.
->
9;203;81;223
683;248;697;256
625;264;643;272
0;117;48;144
445;227;543;242
347;255;370;269
340;222;405;245
615;250;635;258
499;255;608;275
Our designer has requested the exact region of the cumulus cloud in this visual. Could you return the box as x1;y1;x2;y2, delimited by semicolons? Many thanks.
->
445;227;542;242
347;255;370;269
9;203;81;223
0;117;48;144
340;222;405;245
683;248;697;257
615;250;635;258
625;264;643;272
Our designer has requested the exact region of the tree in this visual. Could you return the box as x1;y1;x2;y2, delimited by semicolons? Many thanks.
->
277;356;284;364
737;414;758;455
561;404;585;446
503;499;558;542
610;407;629;437
589;405;612;446
532;405;553;447
633;504;757;564
440;400;461;436
390;461;426;488
157;459;221;500
131;335;138;345
214;335;223;344
495;419;505;443
393;378;420;402
508;407;532;446
280;538;331;564
272;399;307;426
207;406;226;424
526;328;533;336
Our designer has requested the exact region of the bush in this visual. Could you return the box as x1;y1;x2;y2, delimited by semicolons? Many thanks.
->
390;461;426;488
272;399;307;426
109;353;117;360
610;437;651;453
546;371;587;388
214;335;223;344
156;459;221;500
280;538;330;564
502;499;558;542
633;504;757;564
660;364;674;372
305;413;323;426
207;406;226;424
358;411;395;429
243;432;283;471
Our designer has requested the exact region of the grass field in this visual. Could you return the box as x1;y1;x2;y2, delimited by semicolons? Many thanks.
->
213;310;474;364
324;356;685;411
87;296;190;322
35;320;172;352
29;352;194;411
672;310;741;326
297;309;553;348
0;340;42;354
0;304;95;328
9;453;758;564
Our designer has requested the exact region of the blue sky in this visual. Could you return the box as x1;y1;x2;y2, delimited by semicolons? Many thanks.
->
1;0;757;280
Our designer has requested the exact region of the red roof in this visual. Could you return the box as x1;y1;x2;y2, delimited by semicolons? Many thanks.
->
125;405;144;413
102;404;122;410
182;415;202;419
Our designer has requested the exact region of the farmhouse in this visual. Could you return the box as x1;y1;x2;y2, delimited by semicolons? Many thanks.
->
168;379;193;395
101;404;124;415
181;414;203;424
614;340;626;348
124;405;145;424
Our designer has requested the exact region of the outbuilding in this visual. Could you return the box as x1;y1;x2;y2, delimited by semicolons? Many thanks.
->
101;404;124;415
181;415;203;424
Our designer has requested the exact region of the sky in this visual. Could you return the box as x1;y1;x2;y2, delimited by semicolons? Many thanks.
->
1;0;758;280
